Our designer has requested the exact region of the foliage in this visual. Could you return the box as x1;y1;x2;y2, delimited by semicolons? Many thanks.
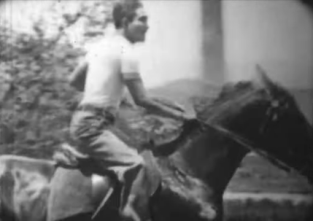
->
0;1;113;159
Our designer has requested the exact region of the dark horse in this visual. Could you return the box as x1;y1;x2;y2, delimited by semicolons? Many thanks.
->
0;66;312;221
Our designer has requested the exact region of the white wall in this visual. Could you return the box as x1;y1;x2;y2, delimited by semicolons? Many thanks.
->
201;0;224;84
139;0;203;88
222;0;313;122
222;0;313;89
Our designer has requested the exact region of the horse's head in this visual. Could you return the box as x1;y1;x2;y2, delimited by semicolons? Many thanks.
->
214;65;313;184
252;65;313;184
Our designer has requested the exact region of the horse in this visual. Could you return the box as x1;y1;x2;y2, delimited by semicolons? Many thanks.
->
0;65;312;221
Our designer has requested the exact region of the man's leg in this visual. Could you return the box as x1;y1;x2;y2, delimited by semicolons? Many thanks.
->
122;165;152;221
86;130;150;221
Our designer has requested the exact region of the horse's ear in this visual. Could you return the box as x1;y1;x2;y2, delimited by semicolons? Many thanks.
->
254;64;277;94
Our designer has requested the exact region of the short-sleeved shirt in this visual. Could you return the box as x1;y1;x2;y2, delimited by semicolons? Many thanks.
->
80;34;140;109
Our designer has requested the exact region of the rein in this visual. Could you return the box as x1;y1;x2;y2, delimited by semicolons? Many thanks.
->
152;98;296;173
199;121;295;173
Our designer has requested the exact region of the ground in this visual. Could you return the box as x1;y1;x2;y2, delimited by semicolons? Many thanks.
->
227;153;312;193
225;154;313;221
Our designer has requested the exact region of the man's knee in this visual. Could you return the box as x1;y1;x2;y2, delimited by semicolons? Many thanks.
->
124;146;145;167
131;153;145;170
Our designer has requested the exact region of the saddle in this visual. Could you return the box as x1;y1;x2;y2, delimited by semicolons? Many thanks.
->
52;140;164;220
53;143;90;169
52;143;118;218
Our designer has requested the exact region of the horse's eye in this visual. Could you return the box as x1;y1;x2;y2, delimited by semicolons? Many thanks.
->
271;100;280;108
283;103;289;109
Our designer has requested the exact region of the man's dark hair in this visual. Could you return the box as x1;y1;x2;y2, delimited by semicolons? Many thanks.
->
112;0;143;29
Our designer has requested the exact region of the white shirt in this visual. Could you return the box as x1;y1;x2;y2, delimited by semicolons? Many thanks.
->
80;34;140;109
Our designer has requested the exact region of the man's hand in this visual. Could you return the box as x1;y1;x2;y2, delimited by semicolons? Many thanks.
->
182;112;197;121
152;97;185;113
181;112;204;135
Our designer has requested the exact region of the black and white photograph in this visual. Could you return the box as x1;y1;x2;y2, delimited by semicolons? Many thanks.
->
0;0;313;221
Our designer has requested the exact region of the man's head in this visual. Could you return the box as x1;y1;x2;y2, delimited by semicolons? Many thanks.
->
113;0;149;43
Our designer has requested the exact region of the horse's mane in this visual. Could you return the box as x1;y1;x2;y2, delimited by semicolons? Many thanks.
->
152;80;261;157
192;81;257;122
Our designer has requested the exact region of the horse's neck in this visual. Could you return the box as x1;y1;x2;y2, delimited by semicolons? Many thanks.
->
187;89;266;193
169;127;249;195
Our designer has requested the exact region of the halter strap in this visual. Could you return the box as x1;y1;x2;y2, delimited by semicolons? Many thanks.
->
199;121;296;173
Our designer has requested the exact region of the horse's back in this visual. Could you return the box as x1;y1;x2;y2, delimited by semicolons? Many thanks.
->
0;155;55;221
48;150;161;221
47;167;96;221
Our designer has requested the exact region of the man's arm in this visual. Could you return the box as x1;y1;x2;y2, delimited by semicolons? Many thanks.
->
68;60;88;92
121;47;192;121
125;78;186;121
151;96;185;113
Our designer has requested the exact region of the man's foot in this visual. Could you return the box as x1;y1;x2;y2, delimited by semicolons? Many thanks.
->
120;195;140;221
120;195;151;221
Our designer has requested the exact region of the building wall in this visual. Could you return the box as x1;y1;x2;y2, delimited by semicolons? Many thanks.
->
222;0;313;122
140;0;204;88
201;0;224;84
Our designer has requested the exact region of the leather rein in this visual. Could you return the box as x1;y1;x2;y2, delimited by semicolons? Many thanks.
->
196;102;297;174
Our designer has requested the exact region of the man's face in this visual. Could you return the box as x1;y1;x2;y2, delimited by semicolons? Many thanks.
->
125;7;149;43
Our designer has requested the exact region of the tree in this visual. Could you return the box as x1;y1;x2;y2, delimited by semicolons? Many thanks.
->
0;0;112;158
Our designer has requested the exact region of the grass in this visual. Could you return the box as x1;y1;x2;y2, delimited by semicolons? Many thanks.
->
224;198;313;221
227;154;312;193
225;154;313;221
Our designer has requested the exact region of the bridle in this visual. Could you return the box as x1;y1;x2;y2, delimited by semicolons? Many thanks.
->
151;94;311;181
197;98;298;174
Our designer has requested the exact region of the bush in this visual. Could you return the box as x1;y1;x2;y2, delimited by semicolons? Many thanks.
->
0;1;112;159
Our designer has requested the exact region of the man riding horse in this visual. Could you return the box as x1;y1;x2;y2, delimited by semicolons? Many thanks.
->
57;1;196;221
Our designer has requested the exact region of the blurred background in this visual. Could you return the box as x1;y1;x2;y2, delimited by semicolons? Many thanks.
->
0;0;312;220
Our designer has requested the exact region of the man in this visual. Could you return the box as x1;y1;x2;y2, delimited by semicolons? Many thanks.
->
68;0;195;220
